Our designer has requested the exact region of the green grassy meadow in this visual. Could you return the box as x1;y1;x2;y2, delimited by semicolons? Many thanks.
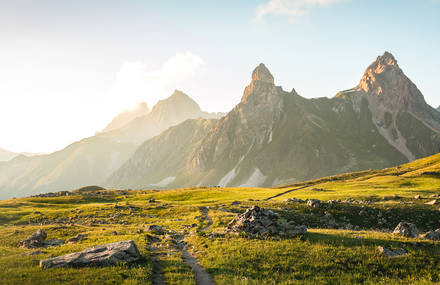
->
1;154;440;284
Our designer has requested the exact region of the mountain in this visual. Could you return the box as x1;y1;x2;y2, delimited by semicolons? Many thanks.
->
0;91;222;199
437;106;440;112
100;90;224;144
107;52;440;189
101;102;150;133
0;148;17;162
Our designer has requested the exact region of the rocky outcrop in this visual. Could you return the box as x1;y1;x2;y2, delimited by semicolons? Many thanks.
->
226;206;306;237
378;246;407;258
19;229;47;248
40;240;141;269
19;229;65;249
393;222;419;238
421;229;440;241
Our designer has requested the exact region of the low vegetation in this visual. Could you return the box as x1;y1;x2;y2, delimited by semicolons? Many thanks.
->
1;154;440;284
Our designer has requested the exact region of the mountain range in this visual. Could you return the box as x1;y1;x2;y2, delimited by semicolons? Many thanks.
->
1;51;439;199
106;52;440;189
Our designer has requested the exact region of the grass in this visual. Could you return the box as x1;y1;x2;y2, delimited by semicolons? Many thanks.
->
1;154;440;284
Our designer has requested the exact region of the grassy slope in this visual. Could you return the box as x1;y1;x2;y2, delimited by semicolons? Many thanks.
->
1;154;440;284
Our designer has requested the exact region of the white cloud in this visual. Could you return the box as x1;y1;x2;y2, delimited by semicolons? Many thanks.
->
109;52;205;110
255;0;344;22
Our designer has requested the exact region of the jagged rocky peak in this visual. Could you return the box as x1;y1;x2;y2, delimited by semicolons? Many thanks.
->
358;51;406;95
252;63;274;84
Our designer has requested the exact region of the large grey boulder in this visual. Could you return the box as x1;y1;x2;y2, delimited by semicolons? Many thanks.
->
393;222;419;238
40;240;141;269
378;246;407;258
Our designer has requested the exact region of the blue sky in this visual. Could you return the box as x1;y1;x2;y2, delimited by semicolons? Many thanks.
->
0;0;439;153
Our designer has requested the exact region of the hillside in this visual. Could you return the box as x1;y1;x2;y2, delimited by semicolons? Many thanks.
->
108;52;440;189
0;147;17;162
1;153;440;284
0;91;222;199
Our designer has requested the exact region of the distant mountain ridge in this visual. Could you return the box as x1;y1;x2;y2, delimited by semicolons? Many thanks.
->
0;148;17;162
101;102;150;133
107;52;440;189
0;91;222;199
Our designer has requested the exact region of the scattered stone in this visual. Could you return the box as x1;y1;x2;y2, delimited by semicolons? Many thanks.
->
421;229;440;241
19;229;47;248
226;206;307;237
321;211;336;228
67;234;88;244
44;239;65;247
40;240;141;269
146;225;164;235
111;231;118;235
378;246;407;258
393;222;419;238
19;229;65;248
231;201;241;206
20;250;46;256
425;199;438;205
284;197;304;203
414;195;421;199
306;199;321;208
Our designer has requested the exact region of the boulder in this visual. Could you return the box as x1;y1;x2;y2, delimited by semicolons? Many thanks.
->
393;222;419;238
306;199;321;208
67;234;88;244
378;246;407;258
226;205;306;237
425;199;438;205
421;229;440;241
40;240;141;269
19;229;47;248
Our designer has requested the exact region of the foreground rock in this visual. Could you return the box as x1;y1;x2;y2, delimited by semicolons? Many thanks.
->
19;229;64;249
40;240;141;269
393;222;419;238
378;246;407;258
226;206;306;237
421;229;440;241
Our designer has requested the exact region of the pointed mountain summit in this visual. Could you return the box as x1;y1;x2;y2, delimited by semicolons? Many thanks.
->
252;63;274;84
356;51;431;119
101;102;150;133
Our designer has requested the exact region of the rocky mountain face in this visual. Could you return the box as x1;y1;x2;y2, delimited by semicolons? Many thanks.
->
0;147;17;162
0;91;221;199
101;102;150;133
107;52;440;189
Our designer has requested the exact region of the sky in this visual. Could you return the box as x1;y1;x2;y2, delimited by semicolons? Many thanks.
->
0;0;439;153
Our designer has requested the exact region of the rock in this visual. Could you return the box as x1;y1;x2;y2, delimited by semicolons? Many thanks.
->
421;229;440;241
414;195;421;199
226;205;306;237
40;240;141;269
67;234;88;244
425;199;438;205
111;231;118;235
19;229;65;248
19;229;47;248
378;246;407;258
146;225;164;235
393;222;419;238
231;201;241;205
20;250;46;256
44;239;65;247
306;199;321;208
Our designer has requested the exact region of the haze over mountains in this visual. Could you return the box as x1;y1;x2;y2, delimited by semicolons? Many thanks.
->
0;91;222;199
1;52;439;199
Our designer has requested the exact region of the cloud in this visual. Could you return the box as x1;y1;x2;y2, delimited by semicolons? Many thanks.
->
255;0;344;22
109;52;205;109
